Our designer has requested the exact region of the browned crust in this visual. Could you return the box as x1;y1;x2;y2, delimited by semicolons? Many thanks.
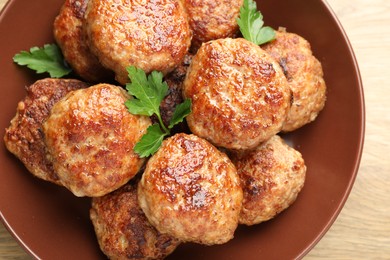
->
4;78;89;184
183;38;291;150
138;133;243;245
181;0;243;51
84;0;192;85
262;30;327;131
53;0;113;83
90;181;180;259
43;84;151;197
230;135;306;225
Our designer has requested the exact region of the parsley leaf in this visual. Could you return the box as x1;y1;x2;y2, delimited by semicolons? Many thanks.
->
236;0;275;45
125;67;168;117
125;66;192;157
13;44;72;78
133;124;167;158
168;98;192;129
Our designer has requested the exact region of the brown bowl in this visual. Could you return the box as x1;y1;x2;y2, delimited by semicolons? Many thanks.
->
0;0;364;259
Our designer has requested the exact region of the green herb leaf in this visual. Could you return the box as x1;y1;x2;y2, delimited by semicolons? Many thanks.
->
125;66;168;117
257;26;276;45
133;124;167;158
13;44;72;78
125;66;192;157
168;98;192;129
236;0;275;45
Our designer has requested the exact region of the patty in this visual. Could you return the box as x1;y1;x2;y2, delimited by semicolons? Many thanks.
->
43;84;151;197
262;29;327;132
90;180;180;260
53;0;113;83
230;135;306;225
84;0;192;85
183;38;291;150
138;133;243;245
181;0;243;51
4;78;89;185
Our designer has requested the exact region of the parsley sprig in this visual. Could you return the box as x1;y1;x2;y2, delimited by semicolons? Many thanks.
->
125;66;191;158
13;44;72;78
236;0;275;45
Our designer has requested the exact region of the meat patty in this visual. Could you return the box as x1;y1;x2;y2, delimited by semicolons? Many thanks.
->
230;135;306;225
181;0;243;51
138;133;243;245
53;0;113;83
4;78;88;185
84;0;192;85
43;84;151;197
90;180;180;260
262;29;327;132
183;38;291;150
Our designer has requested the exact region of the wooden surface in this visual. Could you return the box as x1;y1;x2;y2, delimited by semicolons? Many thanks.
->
0;0;389;259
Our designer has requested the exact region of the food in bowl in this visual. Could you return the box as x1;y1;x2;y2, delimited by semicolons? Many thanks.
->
4;0;328;258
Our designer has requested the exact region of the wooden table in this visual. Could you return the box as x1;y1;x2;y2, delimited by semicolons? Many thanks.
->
1;0;389;259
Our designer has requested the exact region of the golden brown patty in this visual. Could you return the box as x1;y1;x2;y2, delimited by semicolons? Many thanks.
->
43;84;151;197
84;0;192;85
230;135;306;225
90;181;180;260
4;78;88;185
181;0;243;51
262;30;327;132
183;38;291;150
53;0;113;83
138;133;243;245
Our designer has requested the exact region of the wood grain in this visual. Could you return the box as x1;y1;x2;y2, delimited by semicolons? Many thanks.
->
306;0;390;258
1;0;389;259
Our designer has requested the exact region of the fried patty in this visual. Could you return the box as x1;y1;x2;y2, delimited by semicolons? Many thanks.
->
183;38;291;150
230;135;306;225
90;181;180;260
138;133;243;245
181;0;243;51
53;0;113;83
84;0;192;85
262;29;327;132
43;84;151;197
4;78;88;185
